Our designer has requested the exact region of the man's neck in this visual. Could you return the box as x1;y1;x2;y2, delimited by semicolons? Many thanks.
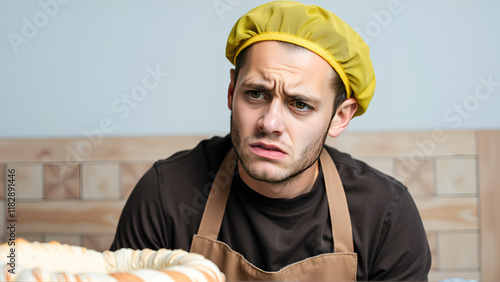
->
238;161;320;199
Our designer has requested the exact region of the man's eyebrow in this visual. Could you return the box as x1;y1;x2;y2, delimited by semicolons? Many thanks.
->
288;94;321;105
240;81;321;104
240;82;270;92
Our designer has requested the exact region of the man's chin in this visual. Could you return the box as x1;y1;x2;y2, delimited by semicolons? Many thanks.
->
248;173;288;184
240;161;282;181
243;163;298;184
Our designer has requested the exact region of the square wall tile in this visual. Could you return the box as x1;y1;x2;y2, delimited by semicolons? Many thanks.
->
0;165;4;199
44;234;82;246
428;271;480;282
395;158;434;196
121;162;151;198
82;163;120;199
45;164;80;199
415;197;478;231
17;234;44;243
438;232;479;269
17;200;125;234
6;163;43;200
436;158;477;195
426;232;438;270
83;234;115;252
0;202;4;241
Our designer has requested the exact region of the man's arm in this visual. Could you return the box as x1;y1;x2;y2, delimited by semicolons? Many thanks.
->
369;189;432;280
109;165;168;251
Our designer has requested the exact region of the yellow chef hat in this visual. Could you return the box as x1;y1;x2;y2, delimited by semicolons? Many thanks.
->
226;1;375;116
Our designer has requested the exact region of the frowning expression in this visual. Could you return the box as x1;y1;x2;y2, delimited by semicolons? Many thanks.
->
228;41;339;184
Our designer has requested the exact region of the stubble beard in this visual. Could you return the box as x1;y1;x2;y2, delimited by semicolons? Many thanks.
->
230;112;329;185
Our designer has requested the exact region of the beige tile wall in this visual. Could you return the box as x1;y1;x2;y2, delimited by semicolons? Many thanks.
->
1;131;498;281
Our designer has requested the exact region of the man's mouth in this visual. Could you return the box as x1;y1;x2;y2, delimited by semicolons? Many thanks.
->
248;142;288;159
251;142;285;152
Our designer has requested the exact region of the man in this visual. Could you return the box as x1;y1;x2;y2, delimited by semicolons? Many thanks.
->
111;1;431;280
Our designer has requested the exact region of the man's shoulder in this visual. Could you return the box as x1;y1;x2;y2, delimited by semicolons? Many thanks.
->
154;134;232;170
324;145;407;197
149;134;233;231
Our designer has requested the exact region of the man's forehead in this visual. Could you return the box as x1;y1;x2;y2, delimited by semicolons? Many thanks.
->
242;41;333;75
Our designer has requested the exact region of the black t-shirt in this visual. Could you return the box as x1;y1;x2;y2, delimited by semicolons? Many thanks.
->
110;135;431;281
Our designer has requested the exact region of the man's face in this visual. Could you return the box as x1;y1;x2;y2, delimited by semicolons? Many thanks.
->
228;41;338;184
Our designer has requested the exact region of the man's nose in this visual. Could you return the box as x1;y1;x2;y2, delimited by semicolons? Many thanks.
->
258;100;285;135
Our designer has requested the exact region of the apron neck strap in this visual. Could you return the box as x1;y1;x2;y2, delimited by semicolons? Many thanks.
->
319;149;354;253
196;148;237;239
196;148;354;253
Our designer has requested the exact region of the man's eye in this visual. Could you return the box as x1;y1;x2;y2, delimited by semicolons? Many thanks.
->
248;91;264;99
294;101;312;111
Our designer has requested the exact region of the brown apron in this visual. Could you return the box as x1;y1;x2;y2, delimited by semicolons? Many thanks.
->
190;149;357;281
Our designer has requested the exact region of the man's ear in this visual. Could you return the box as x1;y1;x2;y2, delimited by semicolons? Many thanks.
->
228;69;235;111
328;98;358;138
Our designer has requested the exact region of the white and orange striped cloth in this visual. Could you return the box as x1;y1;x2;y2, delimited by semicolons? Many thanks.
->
0;239;225;281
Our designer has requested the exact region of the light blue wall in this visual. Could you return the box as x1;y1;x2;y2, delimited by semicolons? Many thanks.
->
1;0;499;138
